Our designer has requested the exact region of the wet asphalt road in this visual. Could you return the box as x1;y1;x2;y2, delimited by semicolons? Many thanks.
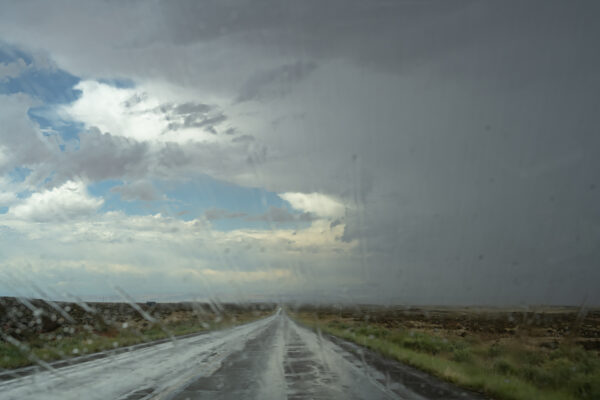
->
0;310;488;399
170;311;487;400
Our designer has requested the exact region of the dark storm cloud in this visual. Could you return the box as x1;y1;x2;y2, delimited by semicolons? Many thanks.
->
336;112;600;304
231;134;254;143
156;1;600;82
330;219;342;229
157;0;465;59
215;1;598;303
236;61;317;103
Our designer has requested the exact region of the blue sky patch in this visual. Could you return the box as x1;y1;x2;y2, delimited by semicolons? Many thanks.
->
16;190;32;199
159;175;289;216
0;42;34;65
7;166;31;183
88;176;306;231
0;67;81;104
88;179;155;217
28;106;84;143
0;44;84;146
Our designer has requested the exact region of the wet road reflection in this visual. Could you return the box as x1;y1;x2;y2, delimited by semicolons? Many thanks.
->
171;311;486;400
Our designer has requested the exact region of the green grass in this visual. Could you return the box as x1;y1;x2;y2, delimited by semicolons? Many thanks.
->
293;313;600;400
0;312;269;370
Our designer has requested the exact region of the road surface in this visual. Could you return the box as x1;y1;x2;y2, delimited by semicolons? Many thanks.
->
0;309;487;399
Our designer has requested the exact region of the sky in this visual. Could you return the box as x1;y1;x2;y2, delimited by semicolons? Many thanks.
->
0;1;599;305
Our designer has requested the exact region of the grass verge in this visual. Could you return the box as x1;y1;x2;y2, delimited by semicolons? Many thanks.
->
291;312;600;400
1;310;271;370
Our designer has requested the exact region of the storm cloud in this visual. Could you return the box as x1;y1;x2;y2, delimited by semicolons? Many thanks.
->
0;1;599;304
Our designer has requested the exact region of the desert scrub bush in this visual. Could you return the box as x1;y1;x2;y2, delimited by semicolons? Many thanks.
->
370;326;389;338
402;332;455;355
451;347;473;363
493;358;518;376
487;342;504;358
520;364;554;387
354;325;372;337
565;372;600;399
555;345;599;374
546;357;577;385
518;349;546;366
328;319;349;330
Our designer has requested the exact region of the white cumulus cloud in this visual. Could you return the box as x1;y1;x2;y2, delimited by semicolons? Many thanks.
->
8;180;103;222
279;192;345;218
62;81;230;144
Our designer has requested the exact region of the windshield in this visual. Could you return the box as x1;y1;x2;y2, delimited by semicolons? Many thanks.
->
0;1;599;399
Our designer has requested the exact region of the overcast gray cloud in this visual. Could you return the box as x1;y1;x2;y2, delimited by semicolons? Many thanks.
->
161;101;228;133
236;61;317;103
0;1;599;304
58;128;150;184
111;180;163;202
0;94;55;174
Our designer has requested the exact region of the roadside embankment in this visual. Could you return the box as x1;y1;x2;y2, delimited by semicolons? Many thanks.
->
0;296;275;369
